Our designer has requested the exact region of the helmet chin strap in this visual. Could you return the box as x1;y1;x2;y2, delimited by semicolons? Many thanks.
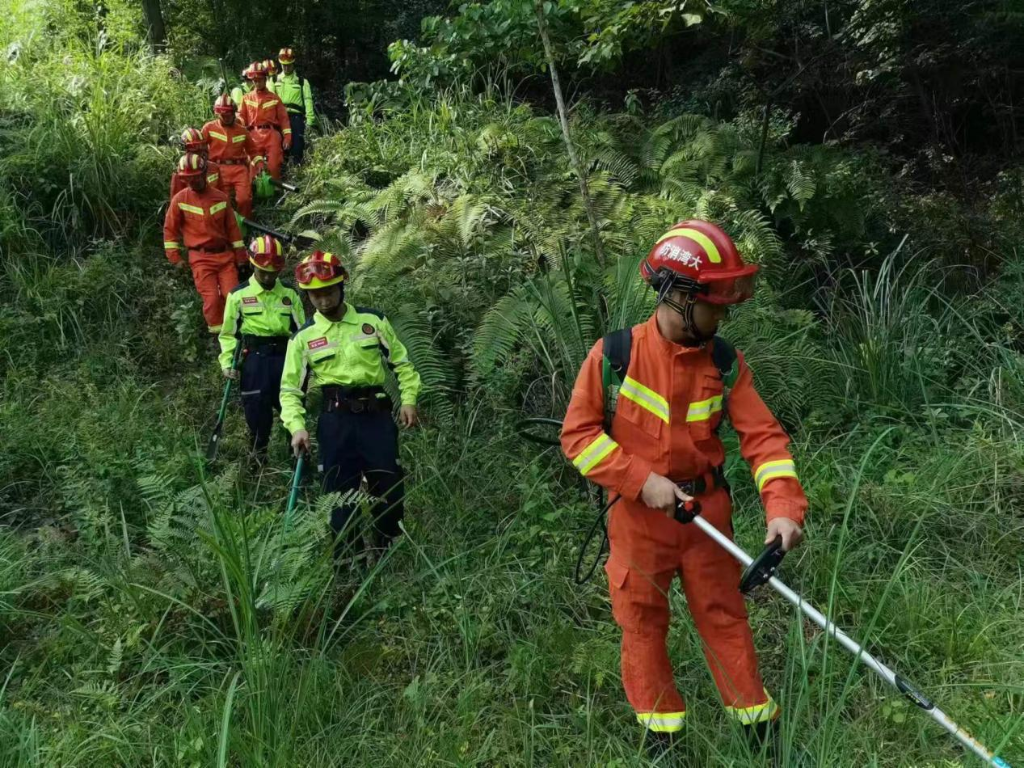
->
657;279;709;342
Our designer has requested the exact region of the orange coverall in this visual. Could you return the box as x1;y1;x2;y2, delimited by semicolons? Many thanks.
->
169;161;221;200
560;315;807;733
237;91;291;180
162;186;246;332
202;119;259;218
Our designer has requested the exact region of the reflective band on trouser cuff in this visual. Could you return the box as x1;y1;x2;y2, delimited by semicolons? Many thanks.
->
686;394;723;422
637;711;686;733
163;241;178;250
572;433;618;476
725;693;779;725
178;203;204;215
209;201;227;215
620;376;670;423
754;459;798;493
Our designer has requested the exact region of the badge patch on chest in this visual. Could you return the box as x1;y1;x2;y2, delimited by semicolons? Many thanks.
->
361;323;375;335
242;296;259;305
308;337;329;350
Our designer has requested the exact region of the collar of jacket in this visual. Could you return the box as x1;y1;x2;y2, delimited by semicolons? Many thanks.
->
644;313;707;356
248;276;281;295
313;304;356;328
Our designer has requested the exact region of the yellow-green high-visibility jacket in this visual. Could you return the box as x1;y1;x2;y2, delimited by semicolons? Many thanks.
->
218;277;305;370
230;84;251;107
280;305;421;435
273;72;317;127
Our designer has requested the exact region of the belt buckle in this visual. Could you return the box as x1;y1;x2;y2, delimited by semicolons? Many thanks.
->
350;400;366;414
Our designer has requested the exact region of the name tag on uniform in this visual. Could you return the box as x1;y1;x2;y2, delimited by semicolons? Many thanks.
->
308;337;329;350
242;297;259;305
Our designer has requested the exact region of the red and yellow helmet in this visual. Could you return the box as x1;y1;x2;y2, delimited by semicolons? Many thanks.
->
180;127;206;152
245;62;267;81
640;220;758;305
248;235;285;271
214;94;236;115
278;47;296;65
176;152;207;177
295;251;348;290
261;59;279;77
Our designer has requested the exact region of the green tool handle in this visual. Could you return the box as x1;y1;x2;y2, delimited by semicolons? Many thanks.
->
216;343;244;422
285;454;305;518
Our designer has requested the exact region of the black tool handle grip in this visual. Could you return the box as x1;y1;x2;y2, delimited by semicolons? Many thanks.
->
739;535;786;594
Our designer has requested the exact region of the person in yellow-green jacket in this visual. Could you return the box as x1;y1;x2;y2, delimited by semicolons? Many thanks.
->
219;235;305;459
281;250;421;554
274;47;316;165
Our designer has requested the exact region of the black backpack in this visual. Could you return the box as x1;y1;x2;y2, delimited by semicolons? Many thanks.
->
600;327;739;432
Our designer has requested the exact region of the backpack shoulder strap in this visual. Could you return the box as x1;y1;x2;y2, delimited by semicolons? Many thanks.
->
601;327;633;433
710;335;739;387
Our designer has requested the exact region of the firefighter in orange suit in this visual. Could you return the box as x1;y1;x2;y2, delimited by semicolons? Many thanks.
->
163;152;247;333
202;94;261;218
237;62;291;180
560;220;807;756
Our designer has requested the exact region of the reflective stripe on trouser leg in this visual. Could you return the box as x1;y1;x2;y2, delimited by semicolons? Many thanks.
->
726;690;780;725
678;491;773;718
637;710;686;733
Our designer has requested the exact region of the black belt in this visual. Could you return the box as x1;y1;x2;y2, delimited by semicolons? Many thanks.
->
321;385;391;414
219;158;247;165
189;246;228;254
676;465;728;497
254;123;277;130
242;335;288;352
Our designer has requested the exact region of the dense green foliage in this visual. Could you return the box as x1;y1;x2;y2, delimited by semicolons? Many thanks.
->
2;1;1023;766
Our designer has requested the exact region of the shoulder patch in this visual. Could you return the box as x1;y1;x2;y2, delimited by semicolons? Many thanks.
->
282;296;292;306
354;305;384;320
361;322;375;335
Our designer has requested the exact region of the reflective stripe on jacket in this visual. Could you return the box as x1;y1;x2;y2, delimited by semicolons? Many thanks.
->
273;72;316;126
162;186;245;265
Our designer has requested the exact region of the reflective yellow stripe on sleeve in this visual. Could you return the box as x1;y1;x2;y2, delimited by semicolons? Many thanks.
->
754;459;798;493
637;711;686;733
163;241;178;250
619;376;670;423
725;692;779;725
209;201;227;215
282;128;292;135
572;433;619;476
686;395;723;422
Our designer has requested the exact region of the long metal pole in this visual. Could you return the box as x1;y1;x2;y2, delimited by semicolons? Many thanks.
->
692;514;1011;767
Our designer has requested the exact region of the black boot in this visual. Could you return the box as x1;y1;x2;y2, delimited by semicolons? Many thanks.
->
744;718;782;767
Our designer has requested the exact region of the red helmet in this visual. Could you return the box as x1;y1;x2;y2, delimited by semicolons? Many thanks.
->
262;59;279;77
245;62;267;81
180;127;206;152
295;251;348;289
278;47;296;65
214;94;236;115
176;152;207;177
248;235;286;271
640;220;758;305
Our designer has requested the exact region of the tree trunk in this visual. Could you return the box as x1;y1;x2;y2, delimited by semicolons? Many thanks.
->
534;0;606;269
141;0;167;54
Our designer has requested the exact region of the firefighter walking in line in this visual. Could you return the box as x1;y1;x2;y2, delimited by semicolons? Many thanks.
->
237;62;291;181
560;220;807;758
279;251;421;554
218;235;305;460
170;128;220;199
202;94;262;219
273;47;317;165
163;152;247;333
